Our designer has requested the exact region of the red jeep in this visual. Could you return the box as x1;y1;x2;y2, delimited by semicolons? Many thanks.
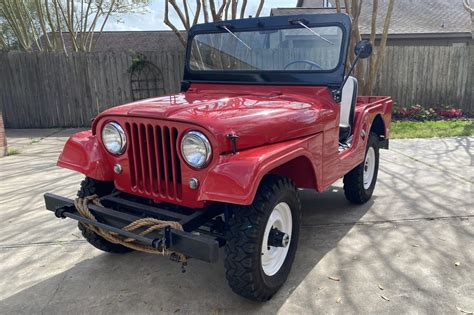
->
45;13;392;301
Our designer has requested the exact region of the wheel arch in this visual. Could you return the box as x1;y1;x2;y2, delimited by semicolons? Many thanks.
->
369;114;389;149
267;155;317;189
370;114;386;138
199;134;323;205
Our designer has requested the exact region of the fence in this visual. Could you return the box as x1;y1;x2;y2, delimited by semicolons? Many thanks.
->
0;51;185;128
374;45;473;112
0;44;472;128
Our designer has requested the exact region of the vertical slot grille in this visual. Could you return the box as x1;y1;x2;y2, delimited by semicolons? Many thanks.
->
126;122;182;200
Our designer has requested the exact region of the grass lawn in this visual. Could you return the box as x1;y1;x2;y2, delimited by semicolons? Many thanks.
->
390;120;474;139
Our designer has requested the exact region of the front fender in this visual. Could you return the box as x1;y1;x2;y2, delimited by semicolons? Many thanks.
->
57;130;114;181
198;134;322;205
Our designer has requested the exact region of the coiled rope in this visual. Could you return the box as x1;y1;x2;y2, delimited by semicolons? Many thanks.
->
74;195;187;265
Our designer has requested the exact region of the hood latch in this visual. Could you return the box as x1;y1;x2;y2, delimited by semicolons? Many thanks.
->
226;133;239;155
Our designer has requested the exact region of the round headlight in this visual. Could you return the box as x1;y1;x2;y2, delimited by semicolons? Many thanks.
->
181;131;212;168
102;122;126;155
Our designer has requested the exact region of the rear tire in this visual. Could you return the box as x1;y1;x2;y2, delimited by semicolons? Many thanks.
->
224;175;301;301
77;177;132;254
343;132;380;204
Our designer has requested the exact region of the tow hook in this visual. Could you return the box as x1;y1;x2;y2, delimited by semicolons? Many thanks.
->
268;227;290;248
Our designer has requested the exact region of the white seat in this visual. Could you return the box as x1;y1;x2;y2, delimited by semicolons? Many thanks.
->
339;76;358;142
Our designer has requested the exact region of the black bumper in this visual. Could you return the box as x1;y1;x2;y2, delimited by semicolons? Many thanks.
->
44;193;220;263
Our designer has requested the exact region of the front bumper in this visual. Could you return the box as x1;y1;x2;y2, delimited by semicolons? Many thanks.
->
44;193;220;263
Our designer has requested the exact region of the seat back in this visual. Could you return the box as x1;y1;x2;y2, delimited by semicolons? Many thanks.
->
340;76;358;129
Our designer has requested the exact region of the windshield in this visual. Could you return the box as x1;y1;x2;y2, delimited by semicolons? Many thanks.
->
189;25;344;72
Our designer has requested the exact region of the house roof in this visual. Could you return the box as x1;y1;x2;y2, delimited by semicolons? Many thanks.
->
40;31;185;52
271;0;472;38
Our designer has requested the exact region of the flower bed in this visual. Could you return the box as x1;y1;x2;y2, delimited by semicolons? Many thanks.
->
392;104;468;121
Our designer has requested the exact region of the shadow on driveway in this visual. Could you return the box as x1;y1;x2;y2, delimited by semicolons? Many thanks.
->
0;187;373;313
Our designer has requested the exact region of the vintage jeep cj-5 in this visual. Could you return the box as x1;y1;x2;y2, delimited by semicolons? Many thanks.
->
45;13;392;301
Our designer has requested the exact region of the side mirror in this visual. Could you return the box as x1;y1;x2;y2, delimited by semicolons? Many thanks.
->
354;40;373;59
334;40;373;102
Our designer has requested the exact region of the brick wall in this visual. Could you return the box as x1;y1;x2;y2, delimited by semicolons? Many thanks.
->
0;112;6;157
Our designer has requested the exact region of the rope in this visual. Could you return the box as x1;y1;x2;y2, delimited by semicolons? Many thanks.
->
74;195;187;265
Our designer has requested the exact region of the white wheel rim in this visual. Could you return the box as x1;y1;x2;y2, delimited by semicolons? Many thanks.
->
363;147;376;190
261;202;292;276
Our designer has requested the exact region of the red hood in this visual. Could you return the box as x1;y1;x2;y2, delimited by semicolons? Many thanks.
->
95;84;337;152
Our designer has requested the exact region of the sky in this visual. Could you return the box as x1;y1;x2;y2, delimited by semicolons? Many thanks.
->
104;0;297;31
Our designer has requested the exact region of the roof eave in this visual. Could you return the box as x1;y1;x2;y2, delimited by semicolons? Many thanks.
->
365;32;473;40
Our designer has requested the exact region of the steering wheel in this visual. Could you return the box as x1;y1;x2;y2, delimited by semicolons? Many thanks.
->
284;60;323;70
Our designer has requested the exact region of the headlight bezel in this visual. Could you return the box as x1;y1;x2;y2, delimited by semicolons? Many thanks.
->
180;130;212;169
101;121;127;155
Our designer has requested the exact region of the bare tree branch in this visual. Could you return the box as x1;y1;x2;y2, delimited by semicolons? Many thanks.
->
164;0;264;45
231;0;237;19
182;0;191;28
164;0;186;46
209;0;217;20
369;0;377;45
192;0;201;25
344;0;351;15
216;0;228;20
91;0;116;51
240;0;248;18
224;0;231;19
1;0;33;50
366;0;394;94
168;0;191;29
255;0;264;17
365;0;378;94
463;0;474;38
44;0;57;49
52;0;67;54
34;0;52;51
202;0;209;22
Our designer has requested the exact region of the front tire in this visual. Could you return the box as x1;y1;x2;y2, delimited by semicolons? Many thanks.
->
77;177;132;254
343;132;380;204
224;176;301;301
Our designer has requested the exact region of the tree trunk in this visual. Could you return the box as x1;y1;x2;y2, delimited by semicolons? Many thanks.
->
365;0;394;95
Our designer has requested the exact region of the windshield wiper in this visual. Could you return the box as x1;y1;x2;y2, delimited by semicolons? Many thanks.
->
219;25;252;50
290;18;335;46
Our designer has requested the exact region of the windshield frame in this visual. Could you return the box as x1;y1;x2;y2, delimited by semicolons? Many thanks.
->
183;13;352;87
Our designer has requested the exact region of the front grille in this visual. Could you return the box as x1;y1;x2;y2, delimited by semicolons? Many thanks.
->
125;122;182;200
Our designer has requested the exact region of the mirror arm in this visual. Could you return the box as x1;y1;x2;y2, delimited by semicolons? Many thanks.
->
341;54;361;90
333;54;361;103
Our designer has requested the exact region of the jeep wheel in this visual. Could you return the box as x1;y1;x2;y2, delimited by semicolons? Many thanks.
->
343;132;380;204
225;176;301;301
77;177;133;254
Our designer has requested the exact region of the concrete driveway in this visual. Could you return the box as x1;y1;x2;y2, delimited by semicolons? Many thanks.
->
0;130;473;314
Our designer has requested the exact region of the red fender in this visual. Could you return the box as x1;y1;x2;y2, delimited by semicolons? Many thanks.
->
57;130;114;181
198;133;323;205
58;130;323;206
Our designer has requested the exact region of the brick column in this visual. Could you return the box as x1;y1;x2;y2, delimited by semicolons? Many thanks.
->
0;112;6;157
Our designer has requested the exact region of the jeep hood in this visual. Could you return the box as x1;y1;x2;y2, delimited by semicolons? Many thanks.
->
97;85;337;152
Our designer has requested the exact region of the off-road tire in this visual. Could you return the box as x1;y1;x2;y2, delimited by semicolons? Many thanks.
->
224;175;301;301
343;132;380;204
77;177;132;254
